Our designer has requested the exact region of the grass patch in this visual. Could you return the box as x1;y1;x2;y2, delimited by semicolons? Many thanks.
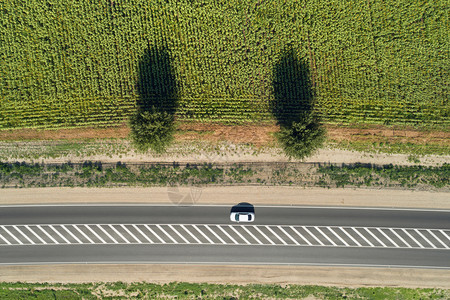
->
0;282;448;299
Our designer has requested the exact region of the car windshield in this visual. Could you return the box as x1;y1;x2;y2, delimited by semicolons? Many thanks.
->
235;214;240;221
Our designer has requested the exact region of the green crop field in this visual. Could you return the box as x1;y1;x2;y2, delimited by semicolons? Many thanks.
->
0;0;448;129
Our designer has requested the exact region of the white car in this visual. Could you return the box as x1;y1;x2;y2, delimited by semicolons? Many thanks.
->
230;212;255;223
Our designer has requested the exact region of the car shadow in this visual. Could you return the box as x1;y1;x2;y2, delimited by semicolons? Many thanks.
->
230;202;255;214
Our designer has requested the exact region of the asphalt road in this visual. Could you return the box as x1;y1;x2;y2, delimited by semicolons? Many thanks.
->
1;205;449;268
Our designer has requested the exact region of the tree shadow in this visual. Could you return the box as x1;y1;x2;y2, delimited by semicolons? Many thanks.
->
270;46;326;159
136;45;178;115
271;47;313;127
129;44;178;153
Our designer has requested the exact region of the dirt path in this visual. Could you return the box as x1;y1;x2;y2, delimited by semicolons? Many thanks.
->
1;186;449;209
1;264;449;289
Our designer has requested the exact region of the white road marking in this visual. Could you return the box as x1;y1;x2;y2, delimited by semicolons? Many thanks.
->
192;225;214;244
0;232;11;245
204;225;226;244
216;225;238;244
351;228;374;247
96;225;118;244
60;225;82;244
36;225;58;244
120;225;142;244
327;227;349;246
12;225;34;245
108;225;130;243
376;228;398;247
339;227;361;247
227;226;250;245
48;225;70;244
265;226;287;245
302;226;324;246
315;227;337;246
414;229;436;249
253;226;276;245
389;228;411;248
143;225;165;244
156;225;177;244
73;225;95;244
427;229;449;249
168;225;190;244
402;229;424;248
290;226;312;246
132;225;153;244
25;225;47;244
85;225;106;244
0;226;23;245
241;226;262;245
277;226;299;245
180;225;202;244
364;228;386;247
439;230;450;242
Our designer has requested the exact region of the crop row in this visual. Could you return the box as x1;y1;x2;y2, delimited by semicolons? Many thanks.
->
0;0;447;129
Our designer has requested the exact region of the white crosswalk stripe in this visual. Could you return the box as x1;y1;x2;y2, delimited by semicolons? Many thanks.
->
13;225;35;245
402;229;424;248
181;225;202;244
1;226;23;245
61;225;82;244
37;225;58;244
25;225;47;244
0;224;449;250
49;225;71;244
290;226;312;246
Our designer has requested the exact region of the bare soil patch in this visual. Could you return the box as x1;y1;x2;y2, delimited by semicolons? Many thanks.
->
1;122;448;148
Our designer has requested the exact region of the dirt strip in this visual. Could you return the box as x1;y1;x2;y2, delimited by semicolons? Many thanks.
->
1;186;449;209
0;264;449;288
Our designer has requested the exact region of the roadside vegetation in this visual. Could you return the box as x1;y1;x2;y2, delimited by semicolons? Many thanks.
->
0;161;448;191
1;281;449;299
